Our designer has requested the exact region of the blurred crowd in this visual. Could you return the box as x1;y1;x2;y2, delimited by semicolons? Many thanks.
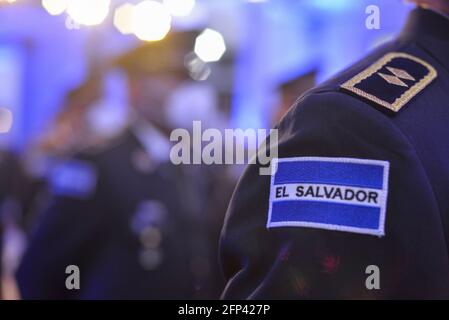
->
0;25;314;299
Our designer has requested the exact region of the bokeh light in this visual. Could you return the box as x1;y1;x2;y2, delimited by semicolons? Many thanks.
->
66;0;111;26
194;28;226;62
132;0;172;42
41;0;68;16
113;3;135;35
163;0;195;17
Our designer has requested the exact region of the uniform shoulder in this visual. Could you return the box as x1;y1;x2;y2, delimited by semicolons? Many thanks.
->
298;41;438;115
47;131;132;199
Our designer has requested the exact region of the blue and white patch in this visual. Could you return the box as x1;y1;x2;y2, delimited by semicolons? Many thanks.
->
267;157;389;236
49;160;97;199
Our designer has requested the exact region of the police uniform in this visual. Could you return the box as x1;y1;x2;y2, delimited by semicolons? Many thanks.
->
16;127;209;299
220;8;449;299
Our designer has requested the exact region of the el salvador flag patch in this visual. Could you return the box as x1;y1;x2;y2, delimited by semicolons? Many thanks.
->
267;157;390;236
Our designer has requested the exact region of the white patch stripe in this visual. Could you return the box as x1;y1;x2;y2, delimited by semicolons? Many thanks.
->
267;157;390;237
267;221;386;237
270;183;386;208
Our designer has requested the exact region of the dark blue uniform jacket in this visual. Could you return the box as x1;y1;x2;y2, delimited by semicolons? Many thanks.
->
220;8;449;299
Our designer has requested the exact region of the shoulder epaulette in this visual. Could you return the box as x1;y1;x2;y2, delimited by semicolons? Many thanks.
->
340;52;437;112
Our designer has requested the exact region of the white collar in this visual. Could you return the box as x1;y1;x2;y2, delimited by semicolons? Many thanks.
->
132;121;171;164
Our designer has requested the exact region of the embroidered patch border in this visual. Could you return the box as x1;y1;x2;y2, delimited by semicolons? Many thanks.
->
267;157;390;237
341;52;437;112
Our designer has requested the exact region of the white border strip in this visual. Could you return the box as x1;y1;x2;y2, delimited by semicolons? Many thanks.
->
270;183;386;208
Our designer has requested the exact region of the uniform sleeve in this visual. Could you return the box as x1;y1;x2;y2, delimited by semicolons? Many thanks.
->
220;91;448;299
16;159;105;299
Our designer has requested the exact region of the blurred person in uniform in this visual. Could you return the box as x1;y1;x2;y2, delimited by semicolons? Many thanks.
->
220;1;449;299
17;31;225;299
19;76;104;234
2;77;104;299
115;30;231;299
